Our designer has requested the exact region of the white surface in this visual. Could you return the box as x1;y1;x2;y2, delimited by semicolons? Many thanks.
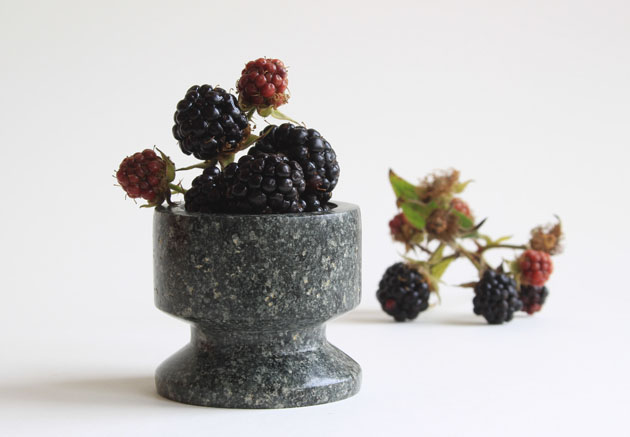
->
0;0;629;435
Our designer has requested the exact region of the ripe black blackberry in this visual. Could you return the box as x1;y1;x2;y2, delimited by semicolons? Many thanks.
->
249;123;339;211
473;270;523;324
519;284;549;315
223;153;306;214
172;85;250;160
184;166;226;213
377;262;431;322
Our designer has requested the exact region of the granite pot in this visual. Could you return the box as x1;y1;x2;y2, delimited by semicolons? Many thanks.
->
153;202;362;408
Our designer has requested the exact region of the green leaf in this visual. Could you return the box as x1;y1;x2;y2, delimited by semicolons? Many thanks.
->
431;257;455;281
401;203;426;229
494;235;512;244
389;170;419;202
453;210;474;229
400;200;438;230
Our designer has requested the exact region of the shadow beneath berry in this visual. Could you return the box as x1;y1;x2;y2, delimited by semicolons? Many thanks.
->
334;308;493;326
0;376;192;409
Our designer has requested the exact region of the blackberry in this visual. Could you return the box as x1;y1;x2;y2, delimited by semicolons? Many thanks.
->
184;166;226;213
249;123;339;211
377;263;431;322
172;85;250;160
519;285;549;315
223;153;306;214
473;270;523;324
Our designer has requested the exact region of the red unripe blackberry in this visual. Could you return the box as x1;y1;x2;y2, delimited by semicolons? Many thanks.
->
518;249;553;287
377;263;431;322
519;285;549;315
116;149;170;205
451;197;472;219
389;213;406;237
237;58;289;109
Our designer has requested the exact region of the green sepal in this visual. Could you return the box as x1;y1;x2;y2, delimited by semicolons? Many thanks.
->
428;243;445;264
494;235;513;244
389;170;419;202
431;257;455;281
156;147;176;183
453;179;473;193
453;210;474;229
257;107;300;124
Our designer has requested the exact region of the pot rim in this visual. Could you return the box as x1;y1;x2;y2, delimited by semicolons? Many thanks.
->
155;200;358;218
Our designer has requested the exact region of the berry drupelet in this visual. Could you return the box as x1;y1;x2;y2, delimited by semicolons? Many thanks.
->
519;285;549;315
184;166;226;213
223;153;306;214
172;85;250;161
237;58;289;109
377;263;431;322
249;123;340;211
116;149;172;205
473;269;523;324
518;249;553;287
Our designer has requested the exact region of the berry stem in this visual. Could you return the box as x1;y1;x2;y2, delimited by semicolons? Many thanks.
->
176;160;217;172
449;241;484;273
478;243;527;253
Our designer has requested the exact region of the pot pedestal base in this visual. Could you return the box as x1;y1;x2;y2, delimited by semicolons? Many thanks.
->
155;325;361;409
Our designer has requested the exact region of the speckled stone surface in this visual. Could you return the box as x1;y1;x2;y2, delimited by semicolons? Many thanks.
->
153;202;362;408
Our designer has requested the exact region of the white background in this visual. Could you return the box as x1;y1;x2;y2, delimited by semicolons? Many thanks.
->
1;0;629;435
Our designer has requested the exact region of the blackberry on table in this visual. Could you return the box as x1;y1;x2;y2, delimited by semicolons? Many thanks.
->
519;284;549;315
223;153;306;214
172;85;250;160
249;123;339;211
377;262;431;322
184;166;226;213
473;270;523;324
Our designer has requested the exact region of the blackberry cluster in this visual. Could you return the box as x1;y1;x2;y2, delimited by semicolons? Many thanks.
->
184;166;225;213
223;153;307;214
473;270;523;324
377;263;431;322
519;285;549;315
172;85;249;160
249;123;339;211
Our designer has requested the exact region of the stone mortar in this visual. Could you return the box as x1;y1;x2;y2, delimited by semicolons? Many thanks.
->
153;202;362;408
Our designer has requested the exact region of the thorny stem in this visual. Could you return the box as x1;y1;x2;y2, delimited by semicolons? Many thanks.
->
416;244;433;256
169;183;186;195
176;160;217;172
449;241;484;273
478;243;527;253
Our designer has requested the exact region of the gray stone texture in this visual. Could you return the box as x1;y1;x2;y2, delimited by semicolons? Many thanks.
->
153;202;362;408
